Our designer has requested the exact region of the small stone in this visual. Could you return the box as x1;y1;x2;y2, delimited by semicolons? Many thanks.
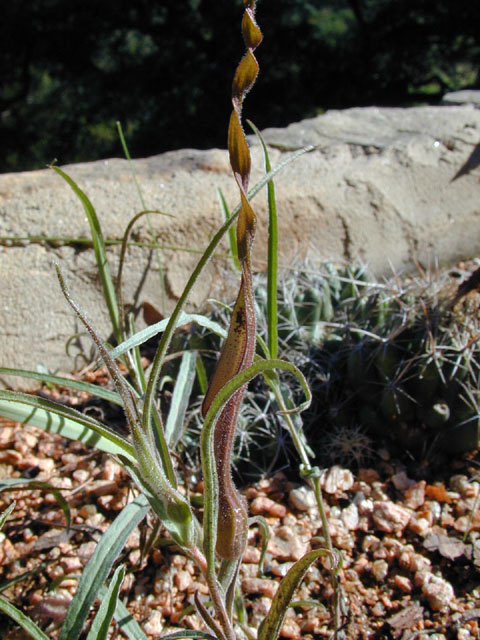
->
143;610;164;636
271;561;294;577
450;474;471;496
174;569;192;592
322;466;354;494
0;426;15;448
288;486;316;511
250;496;287;518
61;556;82;573
362;534;381;553
371;601;386;617
241;577;278;598
72;469;90;484
372;501;412;534
243;546;261;563
391;471;414;491
342;503;359;530
269;526;309;561
0;533;18;564
357;496;374;516
280;616;301;639
404;481;426;510
78;504;97;519
422;573;455;611
0;449;22;464
408;514;432;536
36;590;73;624
371;559;389;582
394;575;412;593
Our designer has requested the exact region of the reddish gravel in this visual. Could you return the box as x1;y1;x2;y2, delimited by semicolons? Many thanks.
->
0;416;479;639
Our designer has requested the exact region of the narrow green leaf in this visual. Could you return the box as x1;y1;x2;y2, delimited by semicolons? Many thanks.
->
59;494;150;640
86;565;125;640
116;208;173;331
195;354;209;396
0;391;135;460
165;351;197;447
97;583;147;640
258;549;335;640
50;165;121;342
0;367;121;406
248;515;269;576
0;595;50;640
248;120;278;359
0;478;71;530
0;502;15;532
217;189;240;271
0;563;46;594
107;313;227;363
156;632;216;640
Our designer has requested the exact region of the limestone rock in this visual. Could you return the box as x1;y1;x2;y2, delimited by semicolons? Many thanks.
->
1;104;480;388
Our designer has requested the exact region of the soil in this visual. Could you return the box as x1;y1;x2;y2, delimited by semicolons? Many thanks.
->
0;388;479;640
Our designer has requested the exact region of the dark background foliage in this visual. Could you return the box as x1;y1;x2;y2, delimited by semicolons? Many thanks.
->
1;0;479;173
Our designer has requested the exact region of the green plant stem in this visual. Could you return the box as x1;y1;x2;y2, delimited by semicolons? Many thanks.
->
265;380;341;636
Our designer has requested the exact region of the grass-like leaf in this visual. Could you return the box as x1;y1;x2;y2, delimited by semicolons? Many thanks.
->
107;312;227;363
248;120;278;359
97;583;147;640
258;549;335;640
58;494;150;640
0;367;121;406
217;189;240;272
165;351;197;447
86;564;125;640
0;502;15;532
50;165;122;342
0;595;50;640
0;478;71;530
0;564;46;595
0;390;135;460
156;632;217;640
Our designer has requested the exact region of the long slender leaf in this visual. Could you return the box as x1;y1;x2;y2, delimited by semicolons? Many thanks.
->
217;189;240;272
0;564;46;595
156;632;216;640
165;351;197;447
86;564;125;640
248;120;278;359
0;478;71;530
107;313;227;362
258;549;335;640
50;165;121;342
0;502;15;532
0;390;135;459
0;367;121;406
97;583;148;640
0;596;50;640
59;494;150;640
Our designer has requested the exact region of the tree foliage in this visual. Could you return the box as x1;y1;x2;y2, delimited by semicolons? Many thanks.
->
1;0;478;173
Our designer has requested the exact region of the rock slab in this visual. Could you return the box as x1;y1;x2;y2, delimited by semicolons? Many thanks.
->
1;101;480;388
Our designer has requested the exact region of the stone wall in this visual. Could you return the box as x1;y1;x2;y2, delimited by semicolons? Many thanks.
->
1;94;479;388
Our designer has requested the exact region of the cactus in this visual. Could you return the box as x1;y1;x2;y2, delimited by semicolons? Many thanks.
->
181;260;480;476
